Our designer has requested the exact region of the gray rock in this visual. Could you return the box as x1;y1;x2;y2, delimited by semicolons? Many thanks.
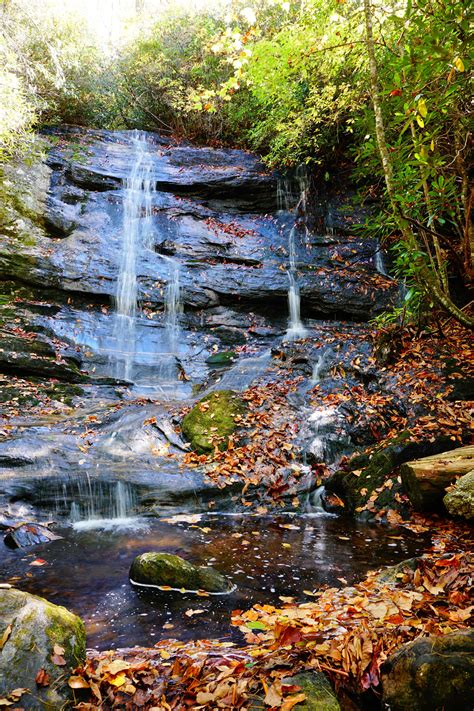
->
443;470;474;520
0;588;86;710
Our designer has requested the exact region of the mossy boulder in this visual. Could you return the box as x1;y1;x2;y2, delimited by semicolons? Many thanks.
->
443;470;474;520
129;552;233;593
326;432;459;514
381;630;474;711
281;672;340;710
0;588;86;710
181;390;245;453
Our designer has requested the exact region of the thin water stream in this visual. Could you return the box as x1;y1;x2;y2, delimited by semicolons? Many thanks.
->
277;170;308;340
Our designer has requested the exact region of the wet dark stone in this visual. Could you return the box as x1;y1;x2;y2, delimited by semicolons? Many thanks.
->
4;522;62;549
381;630;474;711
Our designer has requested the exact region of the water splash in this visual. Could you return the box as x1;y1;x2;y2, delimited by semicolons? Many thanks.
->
67;477;144;531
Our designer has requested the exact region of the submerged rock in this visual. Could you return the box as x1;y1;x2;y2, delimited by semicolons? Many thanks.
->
129;552;233;593
4;522;62;549
0;587;86;710
443;470;474;520
381;630;474;711
181;389;245;453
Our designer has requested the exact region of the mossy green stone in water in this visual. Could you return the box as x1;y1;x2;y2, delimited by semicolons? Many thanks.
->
205;351;237;366
0;588;86;710
129;552;232;593
181;389;245;453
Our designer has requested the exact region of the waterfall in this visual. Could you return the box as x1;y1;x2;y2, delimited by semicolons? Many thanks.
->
113;131;182;385
114;131;154;381
278;169;308;340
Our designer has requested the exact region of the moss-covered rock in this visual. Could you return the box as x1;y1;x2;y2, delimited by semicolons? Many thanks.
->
205;350;237;366
0;588;86;710
281;672;340;710
129;552;233;593
381;630;474;711
181;389;245;453
326;432;459;514
443;470;474;520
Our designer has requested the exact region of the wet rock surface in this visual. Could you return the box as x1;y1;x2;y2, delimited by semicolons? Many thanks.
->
0;587;86;710
4;522;62;549
0;126;395;324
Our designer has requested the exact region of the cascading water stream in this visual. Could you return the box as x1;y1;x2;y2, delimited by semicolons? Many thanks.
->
374;246;387;276
113;131;182;385
114;131;154;381
278;169;308;340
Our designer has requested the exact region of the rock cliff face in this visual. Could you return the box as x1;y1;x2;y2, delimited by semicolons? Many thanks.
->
1;128;394;311
0;126;395;389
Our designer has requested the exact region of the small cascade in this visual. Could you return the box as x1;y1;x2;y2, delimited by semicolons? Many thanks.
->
114;131;154;381
311;350;328;384
278;168;309;340
374;245;387;276
157;254;183;381
67;477;141;530
305;485;327;515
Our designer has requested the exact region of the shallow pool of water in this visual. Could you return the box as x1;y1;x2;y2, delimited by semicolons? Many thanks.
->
0;510;429;650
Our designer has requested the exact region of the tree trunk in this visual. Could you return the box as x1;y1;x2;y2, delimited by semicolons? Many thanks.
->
400;445;474;511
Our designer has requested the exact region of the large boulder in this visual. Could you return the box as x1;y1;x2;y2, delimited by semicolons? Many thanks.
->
443;470;474;520
181;390;245;453
381;630;474;711
129;552;233;593
0;587;86;710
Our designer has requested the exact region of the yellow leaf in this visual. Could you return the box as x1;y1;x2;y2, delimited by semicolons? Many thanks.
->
454;57;465;72
109;673;127;687
0;624;12;650
102;660;131;676
418;98;427;117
